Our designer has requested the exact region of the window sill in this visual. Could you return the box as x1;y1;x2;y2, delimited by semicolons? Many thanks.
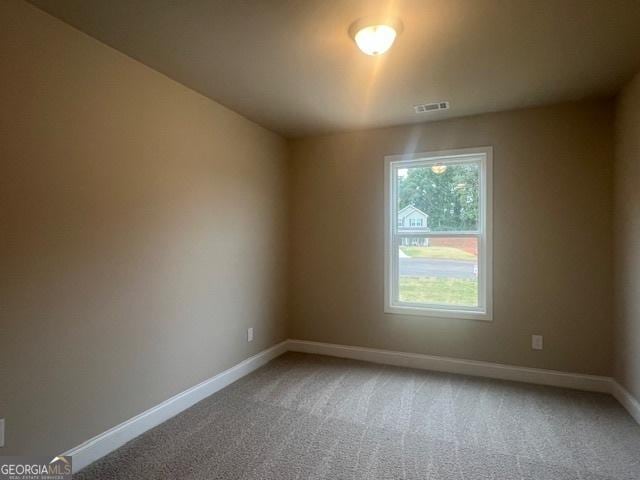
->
384;304;493;321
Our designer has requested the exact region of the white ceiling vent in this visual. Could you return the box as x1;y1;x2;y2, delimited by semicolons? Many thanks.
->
413;101;450;114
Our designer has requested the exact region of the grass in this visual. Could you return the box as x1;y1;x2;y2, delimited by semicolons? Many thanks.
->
399;276;478;306
399;246;476;261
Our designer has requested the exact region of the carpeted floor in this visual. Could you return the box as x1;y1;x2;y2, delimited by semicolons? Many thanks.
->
74;352;640;479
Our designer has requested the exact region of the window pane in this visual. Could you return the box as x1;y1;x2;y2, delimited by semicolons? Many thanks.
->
398;236;479;307
396;161;480;232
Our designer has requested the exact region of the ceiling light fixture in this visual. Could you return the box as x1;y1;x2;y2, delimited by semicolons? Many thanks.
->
349;17;403;56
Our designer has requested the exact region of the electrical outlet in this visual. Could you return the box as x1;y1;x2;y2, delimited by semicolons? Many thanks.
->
247;327;254;342
0;418;5;447
531;335;543;351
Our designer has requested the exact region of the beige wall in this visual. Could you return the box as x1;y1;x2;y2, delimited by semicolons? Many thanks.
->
0;0;624;458
614;72;640;401
0;0;288;455
289;100;614;376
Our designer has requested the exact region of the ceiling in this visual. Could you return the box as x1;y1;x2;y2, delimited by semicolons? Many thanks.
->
29;0;640;138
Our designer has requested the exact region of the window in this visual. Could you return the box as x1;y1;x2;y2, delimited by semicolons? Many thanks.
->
384;147;493;320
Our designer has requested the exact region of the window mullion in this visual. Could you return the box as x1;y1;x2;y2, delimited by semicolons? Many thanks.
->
397;232;481;238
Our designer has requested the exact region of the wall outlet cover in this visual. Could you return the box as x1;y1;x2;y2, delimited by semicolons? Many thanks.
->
532;335;544;350
247;328;254;342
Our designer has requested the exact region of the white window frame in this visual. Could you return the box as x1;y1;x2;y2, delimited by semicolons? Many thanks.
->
384;147;493;321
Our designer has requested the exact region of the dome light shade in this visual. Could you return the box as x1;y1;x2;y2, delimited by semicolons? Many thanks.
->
349;18;403;56
354;25;397;55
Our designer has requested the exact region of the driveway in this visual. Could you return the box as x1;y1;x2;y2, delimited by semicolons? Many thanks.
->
399;258;477;279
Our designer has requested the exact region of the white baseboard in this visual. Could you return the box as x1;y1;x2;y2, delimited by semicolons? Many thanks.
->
63;340;288;473
611;380;640;425
287;339;613;393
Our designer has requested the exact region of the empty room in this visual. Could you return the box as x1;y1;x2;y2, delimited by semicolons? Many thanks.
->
2;0;640;478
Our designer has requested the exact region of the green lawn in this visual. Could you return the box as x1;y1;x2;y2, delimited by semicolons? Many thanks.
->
399;276;478;306
399;246;476;261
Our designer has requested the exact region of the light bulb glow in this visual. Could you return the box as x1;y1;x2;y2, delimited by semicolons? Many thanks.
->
431;164;447;175
354;24;397;56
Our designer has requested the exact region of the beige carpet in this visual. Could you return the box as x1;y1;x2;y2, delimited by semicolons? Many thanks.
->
74;352;640;479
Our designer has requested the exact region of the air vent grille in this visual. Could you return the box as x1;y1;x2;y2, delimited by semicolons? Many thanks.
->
414;101;450;113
